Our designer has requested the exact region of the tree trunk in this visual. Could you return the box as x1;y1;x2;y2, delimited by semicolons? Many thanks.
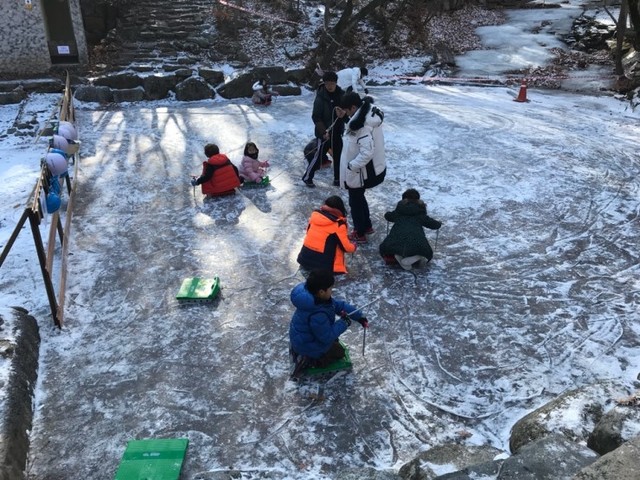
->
628;0;640;49
615;0;629;75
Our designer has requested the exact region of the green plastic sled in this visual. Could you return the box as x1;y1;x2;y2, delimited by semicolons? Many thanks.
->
242;175;270;188
303;342;353;377
114;438;189;480
176;277;220;303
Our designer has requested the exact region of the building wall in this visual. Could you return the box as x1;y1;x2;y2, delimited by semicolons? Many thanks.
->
0;0;88;76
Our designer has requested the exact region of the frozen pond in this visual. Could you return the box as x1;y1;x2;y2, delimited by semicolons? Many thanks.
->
26;85;640;478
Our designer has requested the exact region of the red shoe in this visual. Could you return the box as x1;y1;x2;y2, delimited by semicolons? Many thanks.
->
321;159;332;169
348;231;368;244
382;255;398;265
365;227;375;234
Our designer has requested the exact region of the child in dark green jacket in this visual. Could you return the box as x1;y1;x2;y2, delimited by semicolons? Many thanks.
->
379;189;442;269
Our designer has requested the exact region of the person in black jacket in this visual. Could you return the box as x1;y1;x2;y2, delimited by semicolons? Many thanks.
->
302;71;347;188
379;189;442;269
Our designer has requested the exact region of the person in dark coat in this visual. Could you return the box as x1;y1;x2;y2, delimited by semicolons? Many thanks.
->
379;188;442;269
288;270;368;377
302;71;347;188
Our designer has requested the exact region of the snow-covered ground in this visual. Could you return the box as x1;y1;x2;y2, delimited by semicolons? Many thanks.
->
0;0;638;478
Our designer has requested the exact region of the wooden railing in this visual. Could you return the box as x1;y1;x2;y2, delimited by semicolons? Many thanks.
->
0;73;79;328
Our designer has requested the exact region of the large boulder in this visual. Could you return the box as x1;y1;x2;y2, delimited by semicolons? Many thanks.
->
273;85;302;97
433;435;597;480
93;73;143;89
20;79;64;93
509;380;632;453
198;68;225;87
112;87;145;103
0;88;27;105
143;74;179;100
495;434;597;479
252;66;288;84
399;443;503;480
74;85;113;103
573;436;640;480
174;76;214;101
218;71;256;99
587;404;640;455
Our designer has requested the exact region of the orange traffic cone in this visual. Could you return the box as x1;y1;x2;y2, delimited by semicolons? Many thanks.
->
514;79;528;102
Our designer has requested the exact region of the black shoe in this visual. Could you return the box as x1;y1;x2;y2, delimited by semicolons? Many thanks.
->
303;179;316;188
332;179;340;187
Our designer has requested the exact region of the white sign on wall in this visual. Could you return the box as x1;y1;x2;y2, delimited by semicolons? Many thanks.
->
57;45;71;55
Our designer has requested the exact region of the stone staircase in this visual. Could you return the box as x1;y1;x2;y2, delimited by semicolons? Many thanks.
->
93;0;217;73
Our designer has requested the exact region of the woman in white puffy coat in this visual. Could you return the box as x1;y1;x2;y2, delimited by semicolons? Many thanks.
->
339;93;386;242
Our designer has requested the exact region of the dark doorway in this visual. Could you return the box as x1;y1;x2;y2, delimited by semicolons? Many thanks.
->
42;0;79;64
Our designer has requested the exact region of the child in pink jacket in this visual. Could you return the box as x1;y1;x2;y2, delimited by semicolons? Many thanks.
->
238;142;269;183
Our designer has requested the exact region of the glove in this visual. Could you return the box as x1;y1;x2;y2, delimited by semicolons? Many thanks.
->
339;310;352;327
364;88;369;94
190;178;198;186
355;317;369;329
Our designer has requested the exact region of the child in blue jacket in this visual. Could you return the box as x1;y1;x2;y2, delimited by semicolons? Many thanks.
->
289;269;368;376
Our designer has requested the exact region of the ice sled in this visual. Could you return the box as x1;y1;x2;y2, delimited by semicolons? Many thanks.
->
290;342;353;381
114;438;189;480
176;277;220;303
242;176;270;188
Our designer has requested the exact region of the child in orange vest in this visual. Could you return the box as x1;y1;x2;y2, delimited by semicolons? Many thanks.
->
297;196;357;274
191;144;241;197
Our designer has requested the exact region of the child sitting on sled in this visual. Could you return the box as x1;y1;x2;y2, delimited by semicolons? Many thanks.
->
251;78;279;106
190;143;242;197
379;188;442;269
238;142;269;184
289;269;368;378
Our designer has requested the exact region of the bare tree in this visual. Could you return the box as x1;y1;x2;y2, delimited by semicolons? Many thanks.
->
628;0;640;48
614;0;628;75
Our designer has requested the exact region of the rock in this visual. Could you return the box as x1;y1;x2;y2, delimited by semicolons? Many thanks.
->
20;79;64;93
286;67;308;83
0;309;40;480
587;405;640;455
509;380;632;453
430;460;503;479
339;468;401;479
273;85;301;97
0;88;26;105
73;85;113;103
198;68;225;86
174;76;214;101
112;86;146;103
399;443;503;480
93;73;143;89
173;68;194;79
573;436;640;480
251;66;289;84
495;434;598;479
143;74;179;100
218;71;256;99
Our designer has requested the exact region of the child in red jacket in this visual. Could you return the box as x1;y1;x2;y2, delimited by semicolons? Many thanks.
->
191;144;241;197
